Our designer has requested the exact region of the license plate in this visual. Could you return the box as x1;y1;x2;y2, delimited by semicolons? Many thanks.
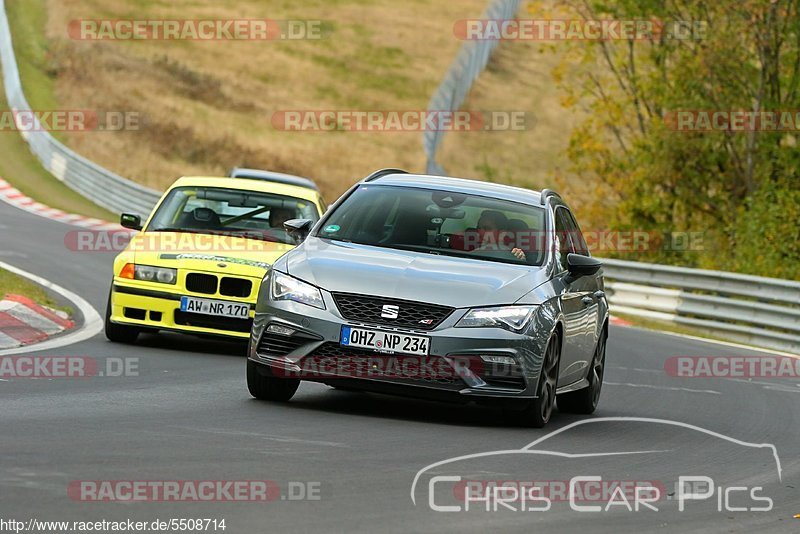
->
180;296;249;318
340;326;429;356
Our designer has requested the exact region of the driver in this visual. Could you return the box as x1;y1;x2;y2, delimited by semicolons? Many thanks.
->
476;210;526;261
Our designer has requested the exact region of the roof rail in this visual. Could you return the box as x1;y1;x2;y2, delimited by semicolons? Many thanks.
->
540;188;562;205
363;168;409;182
228;167;319;191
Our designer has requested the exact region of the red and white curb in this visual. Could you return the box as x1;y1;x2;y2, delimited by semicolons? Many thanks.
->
0;294;75;349
0;177;121;230
609;316;633;327
0;261;102;356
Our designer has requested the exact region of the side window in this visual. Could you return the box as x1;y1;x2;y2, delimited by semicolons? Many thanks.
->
563;209;589;256
554;208;575;272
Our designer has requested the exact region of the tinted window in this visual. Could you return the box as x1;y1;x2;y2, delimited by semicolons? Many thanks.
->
318;185;547;266
554;208;576;271
562;209;589;256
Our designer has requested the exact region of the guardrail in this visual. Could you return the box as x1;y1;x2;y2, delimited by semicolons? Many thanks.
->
423;0;521;175
0;0;162;216
602;258;800;354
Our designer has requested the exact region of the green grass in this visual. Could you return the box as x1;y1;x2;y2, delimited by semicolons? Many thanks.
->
612;312;759;349
0;0;116;220
0;91;116;220
5;0;57;113
0;268;71;315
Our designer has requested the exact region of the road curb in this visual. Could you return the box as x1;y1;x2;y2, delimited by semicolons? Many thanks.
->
0;261;103;356
609;316;633;327
0;294;75;349
0;177;120;230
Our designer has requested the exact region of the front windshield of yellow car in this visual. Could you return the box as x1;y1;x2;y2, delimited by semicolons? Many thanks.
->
146;186;320;244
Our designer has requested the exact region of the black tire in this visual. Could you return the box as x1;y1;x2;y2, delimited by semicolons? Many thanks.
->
104;289;139;343
247;359;300;401
516;333;562;428
558;327;607;414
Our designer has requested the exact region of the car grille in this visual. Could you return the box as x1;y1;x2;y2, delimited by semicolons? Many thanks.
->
301;343;465;388
331;293;454;330
186;273;218;294
220;277;252;298
174;310;252;333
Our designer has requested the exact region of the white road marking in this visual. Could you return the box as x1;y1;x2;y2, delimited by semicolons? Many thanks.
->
612;366;661;373
604;381;720;395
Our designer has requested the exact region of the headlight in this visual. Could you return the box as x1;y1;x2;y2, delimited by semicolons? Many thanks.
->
456;305;537;332
270;271;325;309
134;265;177;285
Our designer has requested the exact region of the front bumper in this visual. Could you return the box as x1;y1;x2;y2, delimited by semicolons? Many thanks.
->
248;294;553;400
110;281;256;339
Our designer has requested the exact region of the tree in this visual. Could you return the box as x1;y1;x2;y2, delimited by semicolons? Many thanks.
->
549;0;800;277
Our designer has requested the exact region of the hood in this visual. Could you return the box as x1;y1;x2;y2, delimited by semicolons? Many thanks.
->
127;232;294;278
284;238;548;308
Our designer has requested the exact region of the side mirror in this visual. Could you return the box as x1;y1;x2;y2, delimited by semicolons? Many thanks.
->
567;253;601;278
284;218;314;243
120;213;142;231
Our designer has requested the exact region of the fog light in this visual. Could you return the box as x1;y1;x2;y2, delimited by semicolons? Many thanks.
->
267;324;295;336
480;355;516;365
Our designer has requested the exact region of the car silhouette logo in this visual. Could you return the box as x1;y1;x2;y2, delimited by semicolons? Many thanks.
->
381;305;400;319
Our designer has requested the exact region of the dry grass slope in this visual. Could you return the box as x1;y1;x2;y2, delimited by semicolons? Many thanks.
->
7;0;577;204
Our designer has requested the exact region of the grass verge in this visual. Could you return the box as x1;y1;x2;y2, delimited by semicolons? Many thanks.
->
0;268;71;315
0;0;115;220
0;88;116;220
611;311;783;352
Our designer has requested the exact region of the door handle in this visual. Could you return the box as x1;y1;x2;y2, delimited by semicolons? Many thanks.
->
581;296;593;305
593;290;605;299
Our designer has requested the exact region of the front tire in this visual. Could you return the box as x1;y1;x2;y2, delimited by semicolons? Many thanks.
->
247;359;300;401
558;327;606;414
104;289;139;343
516;333;561;428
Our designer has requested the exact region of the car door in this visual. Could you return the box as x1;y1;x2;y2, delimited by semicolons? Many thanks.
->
561;208;601;368
553;207;586;387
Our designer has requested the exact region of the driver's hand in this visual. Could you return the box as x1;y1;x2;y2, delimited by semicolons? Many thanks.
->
512;248;526;261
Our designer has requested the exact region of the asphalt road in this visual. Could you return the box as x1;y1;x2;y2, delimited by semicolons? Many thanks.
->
1;199;798;533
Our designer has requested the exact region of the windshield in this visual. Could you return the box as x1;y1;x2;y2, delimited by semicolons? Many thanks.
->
146;186;320;244
317;184;547;266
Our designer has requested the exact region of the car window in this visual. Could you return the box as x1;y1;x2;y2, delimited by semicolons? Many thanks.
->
562;208;590;256
554;207;576;272
146;186;320;244
317;184;547;266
